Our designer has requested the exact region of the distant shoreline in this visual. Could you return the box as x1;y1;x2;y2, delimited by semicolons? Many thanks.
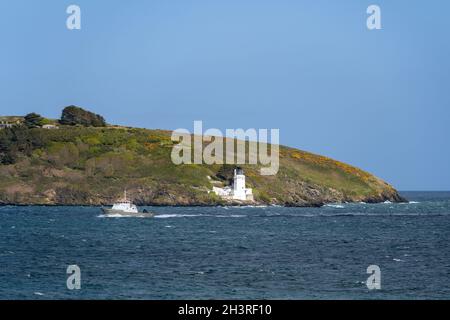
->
0;199;408;208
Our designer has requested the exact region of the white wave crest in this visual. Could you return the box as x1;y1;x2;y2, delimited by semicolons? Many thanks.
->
154;214;202;219
216;214;246;218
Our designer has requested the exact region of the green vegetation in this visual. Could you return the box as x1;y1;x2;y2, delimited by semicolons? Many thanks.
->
0;117;404;206
215;164;236;184
60;106;106;127
24;113;44;128
0;126;45;164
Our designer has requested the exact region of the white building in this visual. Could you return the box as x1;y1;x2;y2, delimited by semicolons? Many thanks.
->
212;168;253;201
0;121;14;129
0;118;23;129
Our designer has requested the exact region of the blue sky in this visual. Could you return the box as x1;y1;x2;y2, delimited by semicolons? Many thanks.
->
1;0;449;190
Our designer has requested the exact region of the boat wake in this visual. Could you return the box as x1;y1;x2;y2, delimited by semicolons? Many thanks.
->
324;204;345;208
154;214;203;219
154;214;246;219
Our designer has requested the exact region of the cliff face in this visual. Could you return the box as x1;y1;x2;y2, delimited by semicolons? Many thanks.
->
0;126;405;206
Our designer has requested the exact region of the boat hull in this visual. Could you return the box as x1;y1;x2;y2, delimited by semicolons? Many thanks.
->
101;208;155;217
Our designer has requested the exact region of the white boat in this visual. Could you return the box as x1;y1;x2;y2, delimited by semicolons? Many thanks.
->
101;190;154;217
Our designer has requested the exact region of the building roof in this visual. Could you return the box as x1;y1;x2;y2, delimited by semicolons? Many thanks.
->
0;116;24;123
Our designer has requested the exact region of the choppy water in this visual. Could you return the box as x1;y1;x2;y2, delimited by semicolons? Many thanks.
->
0;192;449;299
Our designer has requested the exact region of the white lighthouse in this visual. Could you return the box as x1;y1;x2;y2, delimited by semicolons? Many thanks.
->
212;168;254;201
233;168;247;200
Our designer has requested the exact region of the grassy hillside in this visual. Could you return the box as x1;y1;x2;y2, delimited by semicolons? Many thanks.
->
0;125;404;206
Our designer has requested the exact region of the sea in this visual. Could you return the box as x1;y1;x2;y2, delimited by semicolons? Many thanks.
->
0;191;449;300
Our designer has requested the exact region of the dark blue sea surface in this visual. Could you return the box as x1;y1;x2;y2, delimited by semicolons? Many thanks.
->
0;191;449;299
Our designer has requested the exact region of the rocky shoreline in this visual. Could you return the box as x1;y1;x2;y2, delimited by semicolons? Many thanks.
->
0;190;407;207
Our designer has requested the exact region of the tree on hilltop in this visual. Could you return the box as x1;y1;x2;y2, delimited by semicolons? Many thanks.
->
60;106;106;127
24;113;44;128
